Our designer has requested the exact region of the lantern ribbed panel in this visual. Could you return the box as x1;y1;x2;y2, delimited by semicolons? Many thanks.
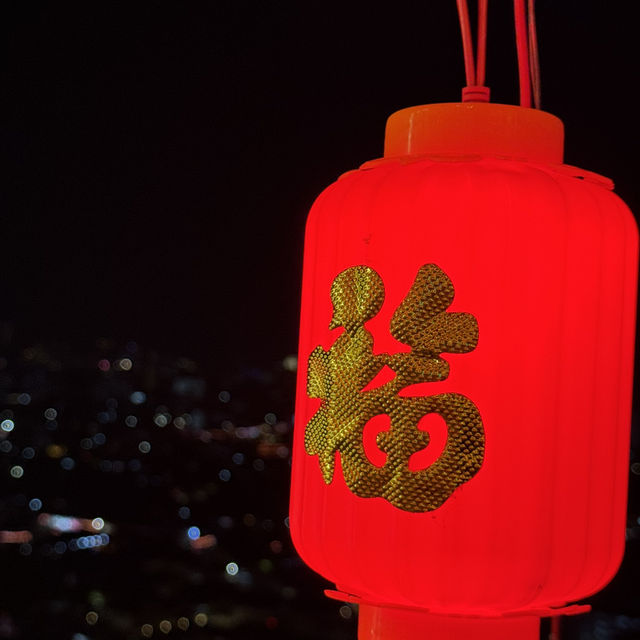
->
290;156;638;615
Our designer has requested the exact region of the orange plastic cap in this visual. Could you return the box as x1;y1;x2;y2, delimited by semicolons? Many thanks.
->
384;102;564;163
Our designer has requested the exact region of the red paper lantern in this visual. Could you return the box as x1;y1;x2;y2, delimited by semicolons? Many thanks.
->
289;102;638;639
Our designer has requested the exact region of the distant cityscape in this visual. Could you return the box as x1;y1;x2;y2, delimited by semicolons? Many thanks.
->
0;333;638;639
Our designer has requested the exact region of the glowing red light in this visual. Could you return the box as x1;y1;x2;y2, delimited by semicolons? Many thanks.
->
290;103;638;639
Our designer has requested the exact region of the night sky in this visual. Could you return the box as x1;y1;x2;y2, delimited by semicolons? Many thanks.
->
3;1;638;374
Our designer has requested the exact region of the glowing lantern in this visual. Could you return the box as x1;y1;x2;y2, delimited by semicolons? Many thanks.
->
290;4;638;639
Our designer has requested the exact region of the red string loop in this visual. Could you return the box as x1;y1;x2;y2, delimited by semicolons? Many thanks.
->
514;0;532;107
456;0;541;108
456;0;476;87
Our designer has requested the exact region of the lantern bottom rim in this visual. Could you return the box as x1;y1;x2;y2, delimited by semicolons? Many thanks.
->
326;589;590;619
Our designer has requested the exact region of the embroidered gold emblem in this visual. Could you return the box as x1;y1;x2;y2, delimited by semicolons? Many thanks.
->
305;264;484;512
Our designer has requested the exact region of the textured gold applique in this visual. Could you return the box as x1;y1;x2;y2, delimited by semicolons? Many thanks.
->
305;264;484;512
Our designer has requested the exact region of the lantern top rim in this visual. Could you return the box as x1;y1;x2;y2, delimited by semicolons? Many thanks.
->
384;102;564;164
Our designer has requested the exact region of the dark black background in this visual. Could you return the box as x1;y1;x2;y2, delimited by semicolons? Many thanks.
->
3;1;638;372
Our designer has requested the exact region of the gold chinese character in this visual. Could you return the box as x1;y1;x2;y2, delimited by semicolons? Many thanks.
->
305;264;484;512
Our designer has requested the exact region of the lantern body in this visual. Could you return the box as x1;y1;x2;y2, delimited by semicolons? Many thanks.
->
290;104;638;626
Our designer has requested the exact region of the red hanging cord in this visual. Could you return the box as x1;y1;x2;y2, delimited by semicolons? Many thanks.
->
456;0;476;86
514;0;532;107
528;0;541;108
476;0;488;87
456;0;538;107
